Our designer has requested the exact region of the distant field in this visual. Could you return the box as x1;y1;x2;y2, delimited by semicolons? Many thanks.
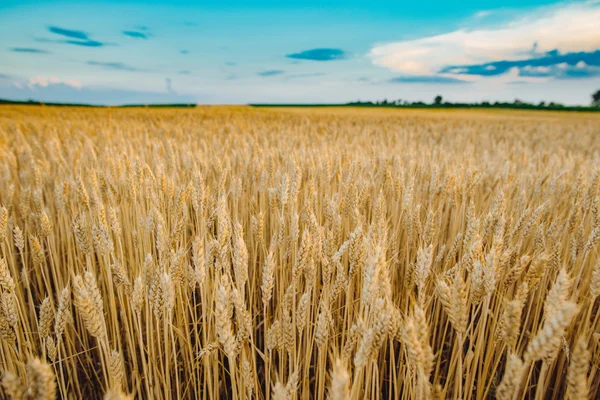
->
0;105;599;399
257;105;600;120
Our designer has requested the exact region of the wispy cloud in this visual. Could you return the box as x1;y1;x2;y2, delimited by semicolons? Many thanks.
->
123;30;149;39
178;70;191;75
45;26;108;47
74;40;106;47
10;47;50;54
370;1;600;81
180;50;189;55
86;61;143;72
285;73;326;80
389;75;470;84
48;26;89;40
57;39;106;47
474;10;492;19
258;70;285;77
286;48;348;61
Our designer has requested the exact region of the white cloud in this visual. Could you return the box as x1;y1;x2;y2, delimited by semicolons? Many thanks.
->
28;76;50;87
370;1;600;76
522;66;550;73
27;76;82;89
65;80;82;88
474;10;492;19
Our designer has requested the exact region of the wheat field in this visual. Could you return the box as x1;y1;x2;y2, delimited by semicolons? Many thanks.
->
0;105;599;399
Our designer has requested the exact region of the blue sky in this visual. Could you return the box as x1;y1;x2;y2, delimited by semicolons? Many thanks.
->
1;0;599;105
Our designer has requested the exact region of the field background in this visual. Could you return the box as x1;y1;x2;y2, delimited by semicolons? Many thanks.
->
0;105;599;399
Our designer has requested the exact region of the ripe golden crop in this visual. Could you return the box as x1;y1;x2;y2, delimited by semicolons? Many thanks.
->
0;105;599;399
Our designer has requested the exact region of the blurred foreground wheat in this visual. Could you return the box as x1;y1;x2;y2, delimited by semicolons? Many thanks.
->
0;106;599;399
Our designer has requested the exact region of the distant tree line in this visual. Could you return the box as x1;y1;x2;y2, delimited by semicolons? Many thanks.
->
2;89;599;110
347;91;600;112
0;99;197;108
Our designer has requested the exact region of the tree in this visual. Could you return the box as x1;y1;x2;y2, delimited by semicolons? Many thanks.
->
434;95;443;105
593;89;600;106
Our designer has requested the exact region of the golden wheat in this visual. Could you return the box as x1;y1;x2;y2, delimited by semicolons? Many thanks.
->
0;105;599;399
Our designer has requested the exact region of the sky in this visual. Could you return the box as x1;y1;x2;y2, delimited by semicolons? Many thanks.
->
0;0;599;105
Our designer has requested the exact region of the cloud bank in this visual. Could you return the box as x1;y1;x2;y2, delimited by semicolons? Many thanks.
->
1;77;194;105
370;1;600;81
26;76;81;89
441;50;600;79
